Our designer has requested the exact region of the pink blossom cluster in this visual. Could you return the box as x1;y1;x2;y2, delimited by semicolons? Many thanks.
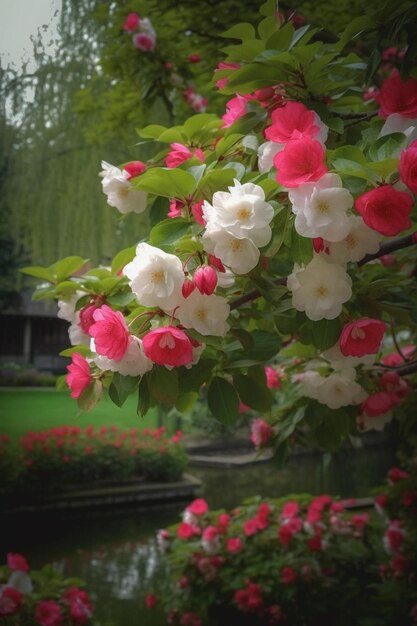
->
0;553;93;624
123;12;156;52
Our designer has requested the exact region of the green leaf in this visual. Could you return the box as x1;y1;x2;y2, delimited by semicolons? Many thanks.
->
133;168;196;199
137;374;151;417
175;391;198;414
184;114;222;139
260;0;276;16
178;359;217;392
77;380;103;411
208;377;240;426
245;330;282;361
149;218;191;247
108;373;139;407
290;232;313;264
336;15;373;52
199;168;236;199
264;207;290;257
258;16;278;41
149;367;179;405
300;317;342;351
20;265;55;282
221;23;256;40
230;328;254;351
59;345;94;358
332;158;378;181
149;196;170;226
51;256;88;282
233;374;273;412
138;124;167;139
106;291;137;307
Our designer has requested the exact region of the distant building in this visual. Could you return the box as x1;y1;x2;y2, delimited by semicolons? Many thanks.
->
0;289;70;373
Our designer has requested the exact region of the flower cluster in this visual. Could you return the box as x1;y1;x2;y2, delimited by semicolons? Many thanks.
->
24;4;417;457
123;12;156;52
0;554;95;624
0;425;187;497
146;473;417;625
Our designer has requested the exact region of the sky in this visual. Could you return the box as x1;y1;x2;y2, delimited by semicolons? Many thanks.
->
0;0;61;69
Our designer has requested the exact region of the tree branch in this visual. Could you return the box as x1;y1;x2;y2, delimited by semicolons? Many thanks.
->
358;231;417;266
230;278;287;310
392;360;417;376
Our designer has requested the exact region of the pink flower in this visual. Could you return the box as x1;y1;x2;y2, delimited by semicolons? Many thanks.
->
362;392;397;417
63;588;92;624
403;490;416;507
123;12;140;32
217;513;231;533
7;552;29;572
34;600;63;626
234;582;263;612
278;525;294;546
380;371;412;401
281;565;297;584
165;143;204;168
186;498;209;516
124;160;147;179
222;95;249;128
382;345;415;366
66;353;92;399
79;304;100;334
355;185;413;236
168;198;185;219
191;200;205;225
339;318;386;357
194;266;218;295
188;53;201;63
307;533;323;551
227;537;243;553
0;588;23;616
145;594;157;608
250;418;274;448
214;62;240;89
377;71;417;119
399;139;417;195
243;517;259;536
177;522;200;539
265;366;281;389
265;101;319;143
182;278;196;298
202;526;218;543
281;501;299;519
274;137;328;188
384;520;404;551
89;305;130;361
143;326;194;367
132;32;156;52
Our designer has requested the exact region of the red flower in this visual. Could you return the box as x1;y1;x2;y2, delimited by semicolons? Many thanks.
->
143;326;194;367
281;565;297;584
186;498;209;516
165;143;204;168
362;392;397;417
188;53;201;63
399;139;417;194
355;185;413;236
339;318;386;357
388;467;410;483
402;490;416;507
274;137;328;188
251;418;274;449
7;552;29;572
34;600;63;626
265;366;282;389
243;517;259;536
278;524;294;546
79;304;100;334
0;588;23;616
377;71;417;119
145;594;157;608
177;522;200;540
123;12;140;32
66;353;91;399
227;537;243;553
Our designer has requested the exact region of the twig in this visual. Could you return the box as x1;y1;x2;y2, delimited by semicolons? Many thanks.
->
390;318;407;363
230;278;287;310
358;231;417;266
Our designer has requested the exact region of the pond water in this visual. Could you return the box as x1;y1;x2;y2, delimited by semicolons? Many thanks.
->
2;443;394;626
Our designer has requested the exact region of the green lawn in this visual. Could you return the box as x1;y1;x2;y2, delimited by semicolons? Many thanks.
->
0;388;162;441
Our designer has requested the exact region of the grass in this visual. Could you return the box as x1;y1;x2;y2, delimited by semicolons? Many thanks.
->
0;388;162;441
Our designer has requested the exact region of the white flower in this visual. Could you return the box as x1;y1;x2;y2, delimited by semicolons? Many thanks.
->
203;229;260;274
123;242;185;312
216;267;235;289
289;173;352;242
326;216;381;263
257;141;283;173
322;342;376;370
315;368;366;409
203;179;274;247
296;370;325;400
359;410;392;432
380;113;417;144
100;161;148;214
175;290;230;336
288;255;352;321
140;17;156;38
68;315;90;346
57;292;83;323
313;113;329;145
7;571;33;594
93;336;153;377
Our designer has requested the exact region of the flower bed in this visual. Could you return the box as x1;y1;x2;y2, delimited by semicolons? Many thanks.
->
0;425;187;498
0;553;96;624
146;468;417;626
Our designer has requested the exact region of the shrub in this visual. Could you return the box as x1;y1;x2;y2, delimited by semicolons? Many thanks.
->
0;553;97;624
0;425;188;498
148;469;417;626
